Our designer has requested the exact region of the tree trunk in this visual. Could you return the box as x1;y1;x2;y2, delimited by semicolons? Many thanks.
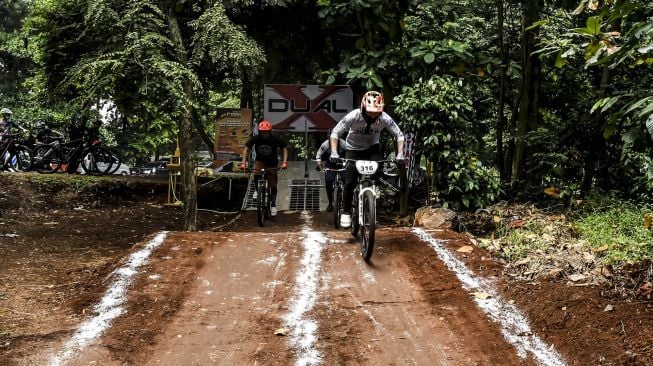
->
511;0;541;186
166;2;197;231
496;0;508;183
191;106;215;158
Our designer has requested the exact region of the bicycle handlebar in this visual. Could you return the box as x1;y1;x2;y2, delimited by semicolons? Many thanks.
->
240;167;285;173
331;157;398;164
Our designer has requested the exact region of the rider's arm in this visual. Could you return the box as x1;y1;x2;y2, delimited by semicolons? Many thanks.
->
10;121;27;133
329;110;356;152
282;147;288;165
316;140;329;161
382;114;405;143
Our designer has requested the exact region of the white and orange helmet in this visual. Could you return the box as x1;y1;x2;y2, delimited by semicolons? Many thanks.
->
360;91;384;113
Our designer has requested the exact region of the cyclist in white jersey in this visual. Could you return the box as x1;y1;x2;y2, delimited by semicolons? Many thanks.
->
329;91;405;228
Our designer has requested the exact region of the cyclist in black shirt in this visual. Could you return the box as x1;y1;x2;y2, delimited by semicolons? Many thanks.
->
239;120;288;216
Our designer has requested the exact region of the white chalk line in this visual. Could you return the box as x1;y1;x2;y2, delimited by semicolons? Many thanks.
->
47;232;168;366
283;212;328;366
413;228;566;366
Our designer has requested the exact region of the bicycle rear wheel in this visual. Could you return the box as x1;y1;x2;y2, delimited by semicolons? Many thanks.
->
106;148;122;174
32;145;62;174
81;146;113;175
360;190;376;262
256;182;266;227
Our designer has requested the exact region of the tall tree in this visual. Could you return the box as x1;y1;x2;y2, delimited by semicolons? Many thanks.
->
29;0;265;230
510;0;542;186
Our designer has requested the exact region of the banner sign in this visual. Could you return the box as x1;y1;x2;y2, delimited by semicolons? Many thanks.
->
214;108;252;165
264;84;353;131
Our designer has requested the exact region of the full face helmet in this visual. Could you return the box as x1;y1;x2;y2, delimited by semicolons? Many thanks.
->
1;108;12;118
360;91;384;115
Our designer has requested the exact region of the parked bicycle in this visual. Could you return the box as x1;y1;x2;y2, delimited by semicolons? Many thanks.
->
0;133;32;172
32;136;115;175
340;158;395;262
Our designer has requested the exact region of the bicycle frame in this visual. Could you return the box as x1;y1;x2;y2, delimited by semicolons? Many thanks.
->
341;158;395;262
322;165;346;228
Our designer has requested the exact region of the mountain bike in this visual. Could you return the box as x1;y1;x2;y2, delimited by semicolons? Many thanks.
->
244;166;283;227
32;137;114;175
0;133;33;172
322;165;346;229
345;158;394;262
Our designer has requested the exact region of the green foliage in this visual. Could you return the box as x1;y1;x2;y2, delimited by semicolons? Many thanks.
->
24;0;267;161
575;196;653;263
495;219;553;261
395;75;499;209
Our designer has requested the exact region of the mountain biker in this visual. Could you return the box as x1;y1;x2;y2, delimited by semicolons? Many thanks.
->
0;108;27;171
87;119;102;144
315;137;347;212
66;111;86;173
35;121;53;144
239;120;289;217
0;108;25;139
329;91;405;228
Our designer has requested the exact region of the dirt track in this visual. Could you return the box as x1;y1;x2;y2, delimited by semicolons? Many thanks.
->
2;175;652;366
17;210;570;366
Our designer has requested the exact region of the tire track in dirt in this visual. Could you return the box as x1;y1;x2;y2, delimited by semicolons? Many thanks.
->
313;226;530;365
46;232;169;366
412;228;565;366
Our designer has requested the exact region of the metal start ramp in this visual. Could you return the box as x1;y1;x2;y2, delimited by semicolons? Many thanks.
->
241;161;328;212
241;176;258;211
288;179;321;211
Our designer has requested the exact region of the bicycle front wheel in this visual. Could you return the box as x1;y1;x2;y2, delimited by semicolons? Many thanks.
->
360;190;376;262
351;193;360;238
81;146;113;175
32;145;62;174
333;181;341;229
256;183;266;227
13;145;33;171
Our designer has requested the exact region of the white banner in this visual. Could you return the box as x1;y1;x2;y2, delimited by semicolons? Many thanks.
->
264;84;353;132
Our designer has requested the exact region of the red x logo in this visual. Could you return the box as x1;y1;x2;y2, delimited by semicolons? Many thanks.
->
265;85;351;130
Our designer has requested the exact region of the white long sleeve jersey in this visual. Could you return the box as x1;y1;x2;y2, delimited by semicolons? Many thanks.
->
330;109;404;151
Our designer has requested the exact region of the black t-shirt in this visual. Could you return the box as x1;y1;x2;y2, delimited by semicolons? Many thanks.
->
245;134;287;167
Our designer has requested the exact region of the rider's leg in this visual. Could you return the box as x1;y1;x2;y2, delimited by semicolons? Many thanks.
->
324;169;335;209
252;160;264;199
343;147;369;213
268;168;279;203
369;144;383;181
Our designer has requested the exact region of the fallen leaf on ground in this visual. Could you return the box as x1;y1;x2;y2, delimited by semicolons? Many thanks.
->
472;292;492;300
568;274;587;282
593;245;609;253
604;304;615;312
457;245;474;253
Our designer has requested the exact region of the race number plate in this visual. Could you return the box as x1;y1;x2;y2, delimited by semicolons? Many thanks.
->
355;160;378;175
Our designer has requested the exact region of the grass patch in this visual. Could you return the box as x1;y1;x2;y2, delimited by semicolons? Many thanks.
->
574;197;653;264
497;219;556;261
